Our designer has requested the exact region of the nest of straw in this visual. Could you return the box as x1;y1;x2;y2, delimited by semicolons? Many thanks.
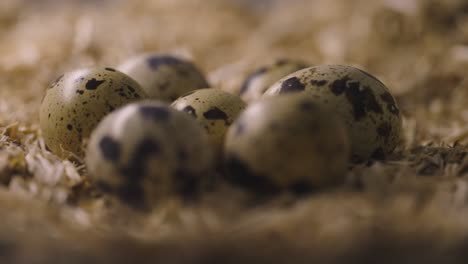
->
1;0;468;263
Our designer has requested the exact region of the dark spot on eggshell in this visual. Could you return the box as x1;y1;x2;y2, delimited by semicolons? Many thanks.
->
203;107;228;120
126;85;135;93
99;136;121;162
310;79;328;86
118;92;128;99
76;90;84;95
306;67;317;75
278;77;305;94
345;84;383;120
147;55;183;70
67;124;73;131
182;105;197;118
240;67;268;95
347;81;360;91
377;122;392;138
120;138;160;180
371;148;385;160
329;76;351;95
139;106;170;121
224;154;280;195
85;78;105;90
380;92;400;115
105;67;116;72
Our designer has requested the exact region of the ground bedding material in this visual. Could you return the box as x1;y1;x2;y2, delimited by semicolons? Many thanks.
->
1;0;468;263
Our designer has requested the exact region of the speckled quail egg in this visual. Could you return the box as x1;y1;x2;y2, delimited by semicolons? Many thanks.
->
239;59;309;103
264;65;402;162
118;53;210;102
224;93;349;194
39;67;147;158
86;101;214;210
171;88;247;153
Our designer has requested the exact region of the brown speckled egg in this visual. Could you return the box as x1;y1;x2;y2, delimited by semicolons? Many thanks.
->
86;101;214;210
39;67;147;158
239;59;309;103
264;65;402;162
118;54;210;102
171;89;246;153
224;93;349;194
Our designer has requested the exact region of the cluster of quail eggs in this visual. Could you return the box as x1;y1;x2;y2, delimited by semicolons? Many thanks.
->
39;52;402;210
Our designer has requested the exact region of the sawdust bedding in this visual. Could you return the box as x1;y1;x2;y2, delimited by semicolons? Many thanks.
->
1;0;468;263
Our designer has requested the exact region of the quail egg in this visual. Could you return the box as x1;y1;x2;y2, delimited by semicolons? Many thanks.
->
118;53;210;102
39;67;147;158
264;65;402;162
239;59;309;103
224;93;349;194
171;88;246;153
86;101;214;210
